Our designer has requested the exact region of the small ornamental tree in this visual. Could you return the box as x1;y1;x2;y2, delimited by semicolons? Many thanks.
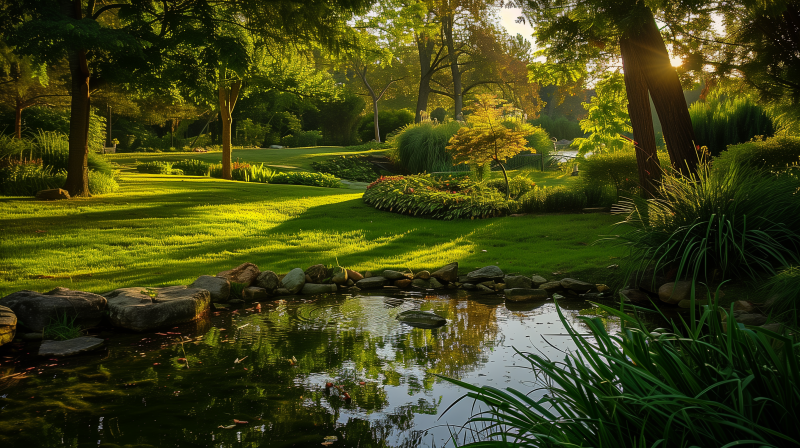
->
446;94;530;199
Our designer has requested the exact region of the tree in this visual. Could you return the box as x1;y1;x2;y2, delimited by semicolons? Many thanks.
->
446;94;530;198
571;73;633;154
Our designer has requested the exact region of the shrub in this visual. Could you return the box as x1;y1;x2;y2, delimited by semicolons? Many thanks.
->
0;164;65;196
281;130;323;147
88;171;119;195
484;176;536;199
446;299;800;447
173;159;211;176
762;267;800;324
208;162;275;182
713;135;800;175
519;185;587;213
357;109;415;142
690;94;775;156
528;114;585;140
580;147;673;196
136;161;173;174
363;175;509;220
615;163;800;282
271;171;341;188
390;121;462;173
311;156;379;182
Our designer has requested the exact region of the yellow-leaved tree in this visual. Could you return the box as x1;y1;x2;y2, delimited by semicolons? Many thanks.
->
446;94;531;199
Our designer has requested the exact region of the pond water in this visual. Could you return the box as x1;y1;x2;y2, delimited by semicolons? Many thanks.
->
0;292;620;448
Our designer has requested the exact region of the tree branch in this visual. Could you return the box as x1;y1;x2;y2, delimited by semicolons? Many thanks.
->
92;3;126;19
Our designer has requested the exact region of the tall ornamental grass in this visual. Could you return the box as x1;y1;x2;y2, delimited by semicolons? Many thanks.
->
445;299;800;447
690;95;775;156
390;121;462;173
712;136;800;176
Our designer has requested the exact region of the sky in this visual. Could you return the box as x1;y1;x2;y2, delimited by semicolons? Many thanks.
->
498;6;536;46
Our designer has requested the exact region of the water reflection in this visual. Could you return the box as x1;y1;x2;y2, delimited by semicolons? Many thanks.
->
0;293;620;447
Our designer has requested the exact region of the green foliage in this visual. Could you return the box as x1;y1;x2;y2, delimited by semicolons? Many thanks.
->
572;73;631;155
521;124;554;155
391;121;462;173
270;171;342;188
88;171;120;195
357;109;414;142
136;161;173;175
42;313;83;341
172;159;211;176
281;130;323;147
518;183;617;213
311;156;379;182
713;136;800;176
307;93;366;146
0;131;114;176
579;145;671;194
363;175;510;220
528;114;585;140
229;282;247;301
0;106;107;153
484;176;536;200
763;267;800;325
445;298;800;447
615;163;800;282
209;162;276;183
690;95;775;156
0;164;64;196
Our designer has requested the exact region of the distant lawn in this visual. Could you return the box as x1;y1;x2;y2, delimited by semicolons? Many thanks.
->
108;146;389;172
0;173;623;296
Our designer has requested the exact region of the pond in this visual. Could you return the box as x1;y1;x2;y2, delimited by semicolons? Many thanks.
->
0;291;621;448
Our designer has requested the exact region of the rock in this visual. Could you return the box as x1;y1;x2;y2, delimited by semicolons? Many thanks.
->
760;322;784;334
677;298;709;308
363;271;374;279
383;270;410;281
530;275;547;287
0;305;16;346
504;275;532;289
190;275;231;303
305;264;329;283
346;279;355;287
467;266;504;281
275;288;291;296
216;263;260;286
332;268;348;285
412;279;430;289
301;283;337;295
596;284;610;293
396;310;447;329
415;271;431;280
429;278;444;289
104;286;210;332
242;287;270;302
560;278;594;292
432;262;459;283
495;283;505;291
394;279;412;288
36;188;70;200
480;281;496;288
632;267;668;294
552;293;566;300
476;284;495;294
280;268;306;294
658;281;692;305
505;288;548;302
0;287;107;332
733;300;755;313
582;292;605;300
619;288;651;304
458;276;470;283
347;270;364;281
539;281;562;292
356;277;388;290
228;299;244;305
255;270;279;292
347;286;361;293
461;283;476;290
38;336;104;356
735;313;768;326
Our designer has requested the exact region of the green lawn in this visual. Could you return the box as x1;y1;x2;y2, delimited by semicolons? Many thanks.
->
0;172;623;296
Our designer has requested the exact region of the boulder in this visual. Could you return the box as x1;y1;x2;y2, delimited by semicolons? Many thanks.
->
530;275;547;287
467;266;504;281
346;279;355;287
539;281;563;292
346;270;364;282
305;274;313;283
432;262;459;283
760;322;784;334
658;281;692;305
412;279;430;289
461;283;476;290
190;275;231;303
38;336;104;356
394;279;412;288
275;288;291;296
216;263;260;286
430;278;444;289
104;286;210;332
281;268;306;294
505;288;548;302
733;300;755;313
383;270;410;281
356;277;388;290
243;287;270;302
480;281;496;288
0;287;107;332
504;275;532;289
255;270;279;292
415;271;431;280
495;283;506;292
734;312;768;326
596;284;610;292
396;310;447;329
560;278;594;292
301;283;337;295
363;271;374;279
332;268;348;285
0;305;16;346
305;264;329;283
36;188;70;200
619;289;650;304
476;284;495;294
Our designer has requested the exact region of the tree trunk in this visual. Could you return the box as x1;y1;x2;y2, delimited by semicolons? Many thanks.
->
442;15;463;119
218;80;241;180
372;99;381;142
416;34;435;123
14;98;22;139
62;0;91;197
636;7;698;177
620;34;662;197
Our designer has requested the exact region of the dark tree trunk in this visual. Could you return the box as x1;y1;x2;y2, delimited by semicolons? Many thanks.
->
218;80;241;180
442;16;463;119
372;99;380;142
620;34;662;197
636;7;698;177
62;0;91;197
14;99;22;139
416;34;436;123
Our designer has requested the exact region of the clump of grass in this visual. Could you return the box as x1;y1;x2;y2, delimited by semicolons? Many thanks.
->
43;313;83;341
229;282;247;301
390;121;462;173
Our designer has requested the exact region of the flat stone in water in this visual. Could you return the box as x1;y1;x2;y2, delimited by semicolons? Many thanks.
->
396;310;447;329
39;336;104;356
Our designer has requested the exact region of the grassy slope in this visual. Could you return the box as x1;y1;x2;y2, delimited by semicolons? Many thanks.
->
0;172;622;296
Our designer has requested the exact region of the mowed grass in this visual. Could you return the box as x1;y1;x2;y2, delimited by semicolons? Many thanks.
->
0;173;623;296
107;146;389;172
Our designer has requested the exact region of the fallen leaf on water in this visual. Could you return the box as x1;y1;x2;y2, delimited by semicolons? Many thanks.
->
155;333;168;336
234;419;248;424
218;425;236;429
321;443;333;446
324;436;338;442
234;356;248;364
